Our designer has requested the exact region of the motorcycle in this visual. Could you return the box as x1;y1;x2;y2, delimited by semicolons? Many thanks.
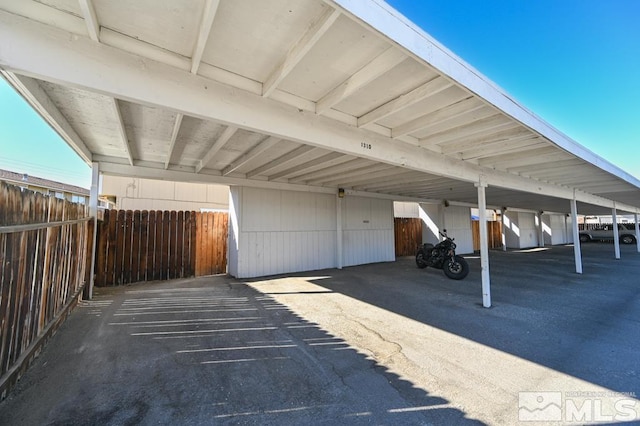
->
415;229;469;280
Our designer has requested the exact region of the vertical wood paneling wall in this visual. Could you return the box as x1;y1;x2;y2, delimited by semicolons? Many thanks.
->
471;221;503;251
95;210;227;286
0;181;90;399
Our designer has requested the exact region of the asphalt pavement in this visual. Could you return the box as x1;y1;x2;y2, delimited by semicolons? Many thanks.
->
1;243;639;425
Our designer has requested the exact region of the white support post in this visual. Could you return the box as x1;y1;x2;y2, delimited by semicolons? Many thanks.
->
635;214;640;253
612;206;620;259
570;198;583;274
476;181;491;308
336;195;343;269
88;162;99;299
501;208;507;251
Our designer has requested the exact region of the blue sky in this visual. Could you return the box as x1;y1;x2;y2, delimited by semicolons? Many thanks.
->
1;0;639;189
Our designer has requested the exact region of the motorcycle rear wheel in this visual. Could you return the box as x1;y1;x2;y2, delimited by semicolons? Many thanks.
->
415;250;428;269
443;255;469;280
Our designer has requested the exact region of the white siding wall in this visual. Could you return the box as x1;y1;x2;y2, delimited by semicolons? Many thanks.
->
228;188;395;278
342;196;395;267
413;203;473;254
543;214;571;245
504;211;539;249
101;176;229;211
393;201;419;218
444;205;473;254
419;203;442;246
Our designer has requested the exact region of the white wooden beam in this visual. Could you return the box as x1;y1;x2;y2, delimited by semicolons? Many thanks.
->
461;138;543;161
316;47;406;114
612;205;620;259
0;71;92;163
190;0;220;74
78;0;100;42
268;152;348;181
197;125;237;173
570;197;583;274
88;161;99;299
392;97;484;139
246;145;319;178
263;8;340;97
2;12;636;212
635;214;640;253
357;76;452;128
419;114;515;149
165;113;184;169
319;165;398;186
223;136;280;176
110;97;135;166
293;158;374;183
307;163;393;186
476;180;491;308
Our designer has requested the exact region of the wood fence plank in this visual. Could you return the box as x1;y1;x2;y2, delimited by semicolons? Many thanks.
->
96;211;108;287
123;210;133;284
176;211;184;278
169;211;177;280
153;211;163;281
161;211;169;280
131;210;141;283
139;211;149;282
189;211;197;277
114;210;125;285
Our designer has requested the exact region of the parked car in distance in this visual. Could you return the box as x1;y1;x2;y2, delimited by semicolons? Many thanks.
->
579;223;637;244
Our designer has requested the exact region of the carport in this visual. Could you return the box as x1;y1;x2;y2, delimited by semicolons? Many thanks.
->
2;0;640;309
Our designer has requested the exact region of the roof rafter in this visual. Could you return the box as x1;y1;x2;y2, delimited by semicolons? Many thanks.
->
307;163;395;186
357;76;452;128
110;98;135;166
391;96;484;139
78;0;100;42
246;145;319;178
223;136;280;176
190;0;220;74
263;8;340;97
316;46;406;114
268;152;349;181
197;125;238;173
164;113;184;169
291;158;374;182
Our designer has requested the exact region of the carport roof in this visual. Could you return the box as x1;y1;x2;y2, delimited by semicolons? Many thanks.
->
1;0;639;215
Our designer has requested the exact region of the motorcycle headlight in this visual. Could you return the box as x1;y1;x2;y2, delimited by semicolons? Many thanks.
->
451;242;456;250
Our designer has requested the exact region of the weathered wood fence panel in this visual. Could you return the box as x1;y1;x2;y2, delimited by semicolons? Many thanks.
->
95;210;227;286
472;220;503;251
195;211;228;276
0;181;90;399
394;218;422;256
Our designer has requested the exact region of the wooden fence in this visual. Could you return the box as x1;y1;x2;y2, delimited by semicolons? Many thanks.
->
0;181;91;399
95;210;228;286
394;218;422;256
472;220;503;251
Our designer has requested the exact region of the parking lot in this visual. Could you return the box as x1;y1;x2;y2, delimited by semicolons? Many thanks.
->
1;243;639;425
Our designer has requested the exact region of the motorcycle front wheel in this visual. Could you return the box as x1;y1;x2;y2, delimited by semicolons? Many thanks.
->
415;250;428;269
443;255;469;280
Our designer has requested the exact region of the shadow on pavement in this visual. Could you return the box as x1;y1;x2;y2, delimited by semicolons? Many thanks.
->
0;277;484;425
